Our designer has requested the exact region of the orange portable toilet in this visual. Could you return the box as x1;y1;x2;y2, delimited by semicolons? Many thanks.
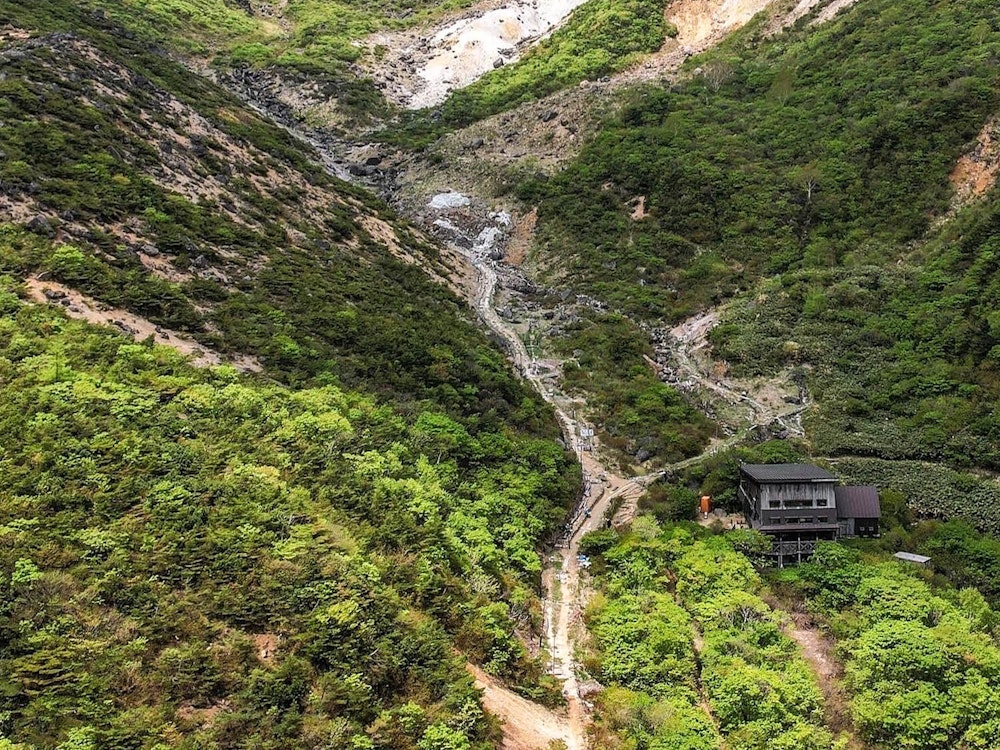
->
700;496;712;515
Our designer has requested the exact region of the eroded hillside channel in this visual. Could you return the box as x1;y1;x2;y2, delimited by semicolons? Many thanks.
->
419;192;830;747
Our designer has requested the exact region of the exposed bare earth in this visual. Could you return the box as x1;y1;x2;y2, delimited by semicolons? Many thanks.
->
771;598;865;748
666;309;809;438
811;0;863;25
768;0;862;33
252;633;281;666
949;115;1000;208
469;665;574;750
24;278;262;372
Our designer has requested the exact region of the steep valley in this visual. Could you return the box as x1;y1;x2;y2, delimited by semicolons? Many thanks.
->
4;0;1000;749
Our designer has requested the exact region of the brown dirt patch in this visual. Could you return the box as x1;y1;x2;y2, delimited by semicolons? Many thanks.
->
359;214;409;261
176;700;229;728
629;195;647;221
506;207;537;266
950;116;1000;206
24;277;261;372
467;664;576;750
768;596;866;748
252;633;281;665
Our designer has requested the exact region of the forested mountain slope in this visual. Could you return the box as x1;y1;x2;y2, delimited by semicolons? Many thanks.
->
0;4;580;748
519;0;1000;500
0;301;575;749
0;1;577;436
581;521;1000;750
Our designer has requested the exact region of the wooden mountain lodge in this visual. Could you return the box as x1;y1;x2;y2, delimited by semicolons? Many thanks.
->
738;463;881;565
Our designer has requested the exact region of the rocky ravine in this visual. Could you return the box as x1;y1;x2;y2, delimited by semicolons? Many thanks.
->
198;2;871;744
363;0;593;109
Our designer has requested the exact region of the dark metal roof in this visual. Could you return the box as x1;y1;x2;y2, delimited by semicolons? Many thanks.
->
835;486;881;519
739;463;837;483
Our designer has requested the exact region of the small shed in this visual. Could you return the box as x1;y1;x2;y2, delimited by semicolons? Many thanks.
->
893;551;931;566
835;485;881;537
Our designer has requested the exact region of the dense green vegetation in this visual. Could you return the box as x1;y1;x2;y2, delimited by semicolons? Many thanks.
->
0;5;584;747
713;191;1000;474
0;288;576;749
775;543;1000;749
552;310;716;467
586;518;1000;750
834;457;1000;532
522;0;1000;318
583;522;838;749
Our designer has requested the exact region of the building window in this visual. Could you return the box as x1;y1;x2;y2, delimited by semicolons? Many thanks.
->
816;498;828;507
817;516;828;523
785;499;813;508
769;500;781;509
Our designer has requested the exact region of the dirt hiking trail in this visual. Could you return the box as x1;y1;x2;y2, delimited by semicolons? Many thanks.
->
461;229;792;747
24;277;262;372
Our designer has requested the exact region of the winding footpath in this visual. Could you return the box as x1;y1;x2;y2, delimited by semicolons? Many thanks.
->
465;220;841;745
465;248;764;748
469;250;647;749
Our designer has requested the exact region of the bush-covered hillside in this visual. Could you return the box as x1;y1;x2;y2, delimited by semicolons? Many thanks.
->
522;0;1000;319
582;523;840;749
0;5;582;748
584;521;1000;750
552;310;717;467
775;543;1000;749
0;295;575;748
516;0;1000;486
0;6;551;429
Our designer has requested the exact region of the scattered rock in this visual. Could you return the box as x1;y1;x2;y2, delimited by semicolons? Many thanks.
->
428;192;471;209
579;679;604;699
26;215;55;237
493;57;504;69
540;110;558;122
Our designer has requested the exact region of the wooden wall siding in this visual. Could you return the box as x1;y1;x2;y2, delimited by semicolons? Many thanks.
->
759;483;837;505
742;481;838;526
